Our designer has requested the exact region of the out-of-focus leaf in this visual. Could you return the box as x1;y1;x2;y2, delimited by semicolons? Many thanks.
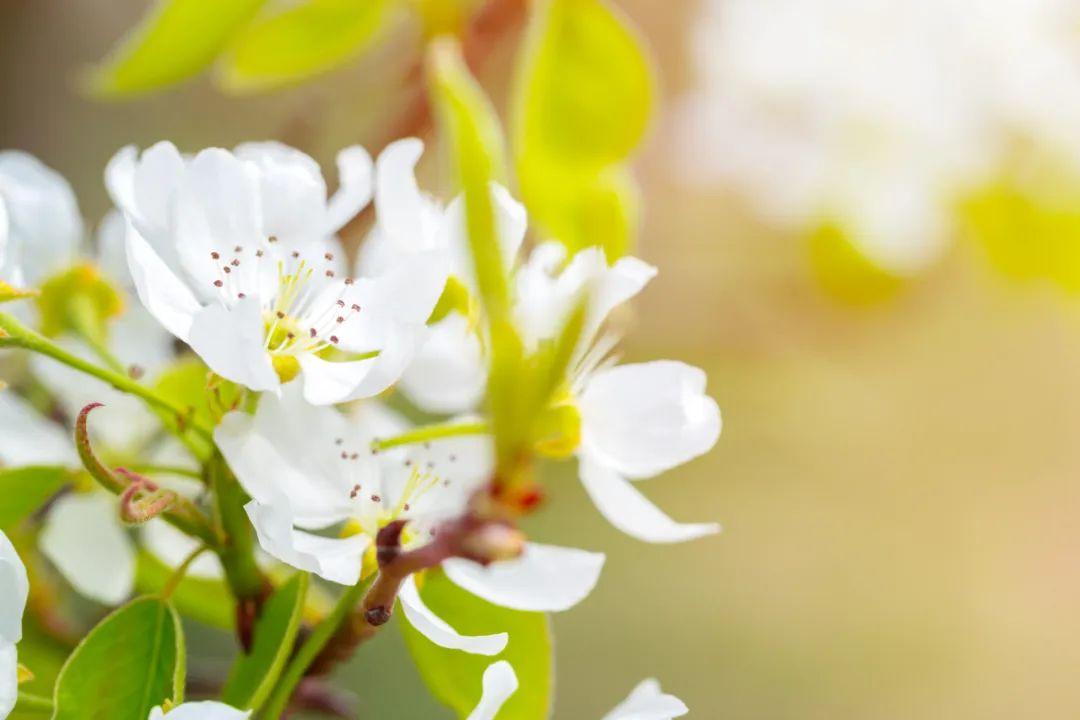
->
152;356;240;458
221;573;307;711
413;0;485;37
514;0;653;261
401;569;552;720
808;222;906;305
87;0;269;98
0;467;70;531
53;596;186;719
963;183;1080;292
36;264;124;341
220;0;392;93
134;551;235;630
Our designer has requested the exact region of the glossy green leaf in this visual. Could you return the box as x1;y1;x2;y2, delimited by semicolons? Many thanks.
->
401;569;552;720
134;551;235;630
221;573;308;711
220;0;391;93
515;0;653;168
0;467;70;531
53;596;186;719
87;0;268;97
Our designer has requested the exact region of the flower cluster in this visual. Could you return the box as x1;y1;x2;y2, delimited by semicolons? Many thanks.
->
0;137;718;718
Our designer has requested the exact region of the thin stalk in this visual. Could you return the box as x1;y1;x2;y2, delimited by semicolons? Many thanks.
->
161;545;209;600
128;463;204;480
260;574;376;720
0;311;212;439
16;692;54;712
372;420;488;451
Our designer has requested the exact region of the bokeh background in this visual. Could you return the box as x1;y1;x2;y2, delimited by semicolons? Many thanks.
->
5;1;1080;718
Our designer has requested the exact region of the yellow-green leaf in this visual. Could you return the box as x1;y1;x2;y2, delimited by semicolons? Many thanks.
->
0;466;70;531
401;569;552;720
222;573;308;711
515;0;653;167
53;596;186;719
87;0;269;98
220;0;392;93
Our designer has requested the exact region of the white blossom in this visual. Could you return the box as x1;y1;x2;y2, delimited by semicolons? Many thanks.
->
0;530;28;719
148;701;250;719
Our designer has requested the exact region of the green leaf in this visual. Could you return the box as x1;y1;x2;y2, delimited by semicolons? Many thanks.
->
152;356;240;459
0;467;69;531
515;0;653;167
401;569;552;720
220;0;392;93
134;551;235;630
221;573;308;711
53;596;186;719
87;0;269;98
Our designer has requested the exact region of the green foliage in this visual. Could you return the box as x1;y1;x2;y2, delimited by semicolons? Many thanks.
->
963;182;1080;292
514;0;653;259
221;573;308;711
808;222;907;305
221;0;392;93
134;551;235;630
152;356;240;459
0;467;69;532
87;0;269;98
52;597;186;719
401;569;552;720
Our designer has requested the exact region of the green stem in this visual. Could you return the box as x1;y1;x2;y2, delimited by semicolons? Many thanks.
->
209;454;266;601
373;420;489;451
16;692;54;711
0;311;212;440
160;545;209;600
128;463;204;480
259;574;376;720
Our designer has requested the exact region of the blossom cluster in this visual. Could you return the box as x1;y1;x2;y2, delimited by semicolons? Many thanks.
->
0;139;719;718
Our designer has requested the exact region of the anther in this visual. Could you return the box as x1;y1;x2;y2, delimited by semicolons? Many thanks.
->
351;304;361;312
335;438;344;445
324;252;334;261
330;335;340;344
276;311;285;319
214;280;223;288
268;235;278;243
234;245;243;253
230;259;240;267
336;316;344;323
238;292;246;299
211;251;221;260
325;270;335;278
223;266;232;274
309;328;317;338
344;277;354;285
336;299;345;308
291;251;300;259
256;249;265;258
371;494;381;503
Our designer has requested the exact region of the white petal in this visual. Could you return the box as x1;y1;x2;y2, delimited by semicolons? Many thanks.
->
466;661;519;720
0;150;82;284
124;219;200;342
40;493;135;605
443;183;527;288
148;701;251;720
244;500;367;585
579;456;719;544
0;531;28;646
444;542;605;612
0;391;77;467
399;313;486;414
95;209;130;286
375;138;427;244
142;520;223;580
234;141;326;246
187;297;279;393
299;323;425;405
601;678;688;720
215;387;358;528
104;145;138;216
0;643;16;720
131;141;185;230
579;361;721;479
398;576;507;655
325;145;374;235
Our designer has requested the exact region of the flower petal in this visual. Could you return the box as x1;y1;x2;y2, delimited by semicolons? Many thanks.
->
0;643;16;720
142;520;223;580
188;297;279;393
443;542;605;612
299;323;426;405
398;575;508;656
601;678;689;720
148;701;251;719
0;531;28;646
40;493;135;605
375;138;428;245
0;391;77;467
125;218;200;342
325;145;374;235
579;456;720;544
399;313;486;414
579;361;721;479
466;661;519;720
244;500;367;585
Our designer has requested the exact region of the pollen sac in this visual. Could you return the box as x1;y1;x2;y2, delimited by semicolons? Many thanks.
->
532;401;582;459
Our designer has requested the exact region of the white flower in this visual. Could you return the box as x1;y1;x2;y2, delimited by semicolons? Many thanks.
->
148;701;250;719
0;530;28;719
464;664;688;720
109;140;448;404
0;151;82;287
214;387;605;655
676;0;1080;274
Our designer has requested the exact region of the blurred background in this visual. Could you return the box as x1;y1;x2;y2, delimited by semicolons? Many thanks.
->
6;0;1080;717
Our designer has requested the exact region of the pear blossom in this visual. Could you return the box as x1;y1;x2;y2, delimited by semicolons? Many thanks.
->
0;530;28;719
465;663;688;720
109;140;449;404
214;387;605;654
0;150;81;287
676;0;1080;274
148;701;250;719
